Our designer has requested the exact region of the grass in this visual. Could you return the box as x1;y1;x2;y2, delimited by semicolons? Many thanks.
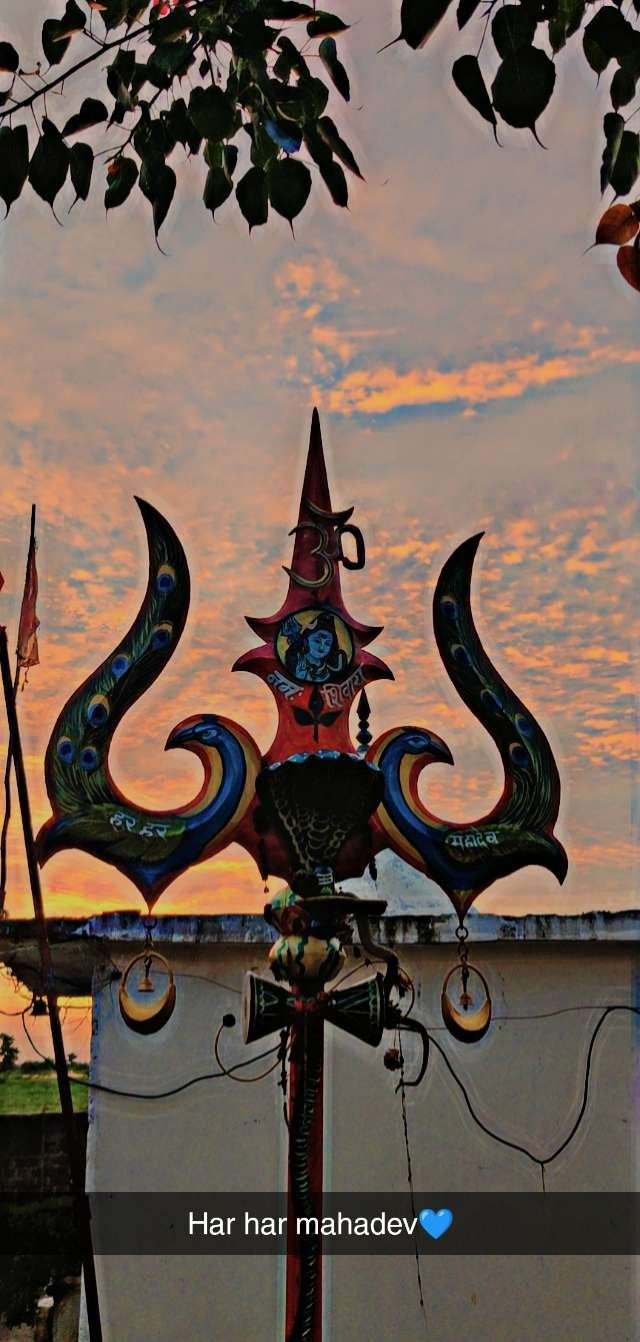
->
0;1066;89;1114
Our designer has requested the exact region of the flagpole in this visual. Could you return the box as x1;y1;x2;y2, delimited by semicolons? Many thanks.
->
0;624;103;1342
0;504;36;917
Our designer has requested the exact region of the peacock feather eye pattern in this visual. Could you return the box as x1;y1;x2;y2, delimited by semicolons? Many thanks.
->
439;595;458;621
79;746;99;772
451;642;472;667
515;713;534;738
156;563;176;594
509;742;530;768
481;687;503;713
151;622;173;651
111;654;130;679
56;737;75;764
86;694;110;727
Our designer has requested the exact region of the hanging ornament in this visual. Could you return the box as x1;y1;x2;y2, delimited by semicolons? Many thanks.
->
440;925;492;1043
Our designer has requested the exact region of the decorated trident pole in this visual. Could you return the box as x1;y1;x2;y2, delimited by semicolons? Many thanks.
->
35;411;567;1340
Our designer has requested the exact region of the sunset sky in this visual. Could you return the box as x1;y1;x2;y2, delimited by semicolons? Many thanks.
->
0;0;637;989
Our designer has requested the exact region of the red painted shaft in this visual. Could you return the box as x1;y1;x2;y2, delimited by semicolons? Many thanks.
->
285;1016;324;1342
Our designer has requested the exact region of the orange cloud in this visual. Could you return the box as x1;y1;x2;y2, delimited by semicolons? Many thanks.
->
326;345;640;416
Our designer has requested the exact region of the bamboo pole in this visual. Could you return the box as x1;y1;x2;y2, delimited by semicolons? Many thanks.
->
0;624;103;1342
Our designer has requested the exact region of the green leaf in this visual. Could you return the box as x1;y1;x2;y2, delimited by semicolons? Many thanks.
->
204;165;233;217
59;0;86;34
548;0;585;53
42;20;72;67
600;111;624;192
303;123;333;168
319;156;348;206
248;120;280;168
149;6;193;44
140;157;176;239
265;1;315;17
317;115;363;177
267;156;311;223
456;0;482;28
0;42;19;74
28;119;69;211
62;98;109;138
307;13;350;36
230;13;276;57
189;85;236;141
273;35;310;80
42;0;86;65
400;0;453;48
147;39;195;85
610;129;640;196
611;63;638;111
297;76;330;120
236;165;269;230
104;155;138;210
0;125;29;216
452;55;498;138
167;98;201;154
491;6;537;59
583;7;631;74
491;46;556;140
319;38;350;100
69;141;93;204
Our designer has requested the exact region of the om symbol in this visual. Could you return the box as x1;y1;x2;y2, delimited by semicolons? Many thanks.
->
283;499;366;590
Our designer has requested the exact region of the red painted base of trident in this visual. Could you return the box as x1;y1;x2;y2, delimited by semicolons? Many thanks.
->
285;1017;324;1342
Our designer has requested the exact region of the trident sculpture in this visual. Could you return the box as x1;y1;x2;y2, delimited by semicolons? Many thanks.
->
36;411;567;1341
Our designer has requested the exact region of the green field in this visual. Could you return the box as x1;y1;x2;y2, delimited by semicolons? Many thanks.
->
0;1068;89;1114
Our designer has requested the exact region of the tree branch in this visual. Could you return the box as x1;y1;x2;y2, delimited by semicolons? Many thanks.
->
0;2;199;125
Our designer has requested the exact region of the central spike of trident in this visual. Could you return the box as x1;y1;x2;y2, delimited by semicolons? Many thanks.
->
36;411;567;1341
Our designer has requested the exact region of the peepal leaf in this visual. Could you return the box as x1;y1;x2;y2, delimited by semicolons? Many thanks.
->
491;6;537;59
204;165;233;217
594;203;639;245
307;13;349;36
319;38;350;100
0;42;19;74
617;239;640;292
396;0;454;47
583;6;631;74
62;98;109;138
69;141;93;205
267;157;311;224
29;119;69;211
42;0;86;66
491;47;556;142
236;165;268;231
189;85;236;140
600;112;624;193
319;157;348;206
0;125;29;216
452;55;498;139
549;0;585;53
140;158;176;239
317;115;363;177
104;156;138;210
609;130;640;197
456;0;481;26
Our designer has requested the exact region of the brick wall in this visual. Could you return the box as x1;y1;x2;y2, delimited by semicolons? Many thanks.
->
0;1117;88;1196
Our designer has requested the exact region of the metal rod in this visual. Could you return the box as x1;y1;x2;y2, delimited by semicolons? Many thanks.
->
285;1016;324;1342
0;624;103;1342
0;503;36;915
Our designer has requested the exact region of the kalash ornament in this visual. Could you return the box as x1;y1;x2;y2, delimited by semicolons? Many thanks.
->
35;410;567;1342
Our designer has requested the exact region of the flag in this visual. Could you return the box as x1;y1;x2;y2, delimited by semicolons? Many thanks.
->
16;507;39;684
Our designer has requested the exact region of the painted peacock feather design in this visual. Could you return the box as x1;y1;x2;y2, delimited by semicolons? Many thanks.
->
36;499;261;908
368;532;567;918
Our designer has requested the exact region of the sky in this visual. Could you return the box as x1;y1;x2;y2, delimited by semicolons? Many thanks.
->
0;0;638;1011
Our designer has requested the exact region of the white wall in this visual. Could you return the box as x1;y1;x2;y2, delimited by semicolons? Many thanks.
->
83;933;638;1342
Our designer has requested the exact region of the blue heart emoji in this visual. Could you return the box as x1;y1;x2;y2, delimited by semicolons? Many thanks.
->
419;1208;453;1240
